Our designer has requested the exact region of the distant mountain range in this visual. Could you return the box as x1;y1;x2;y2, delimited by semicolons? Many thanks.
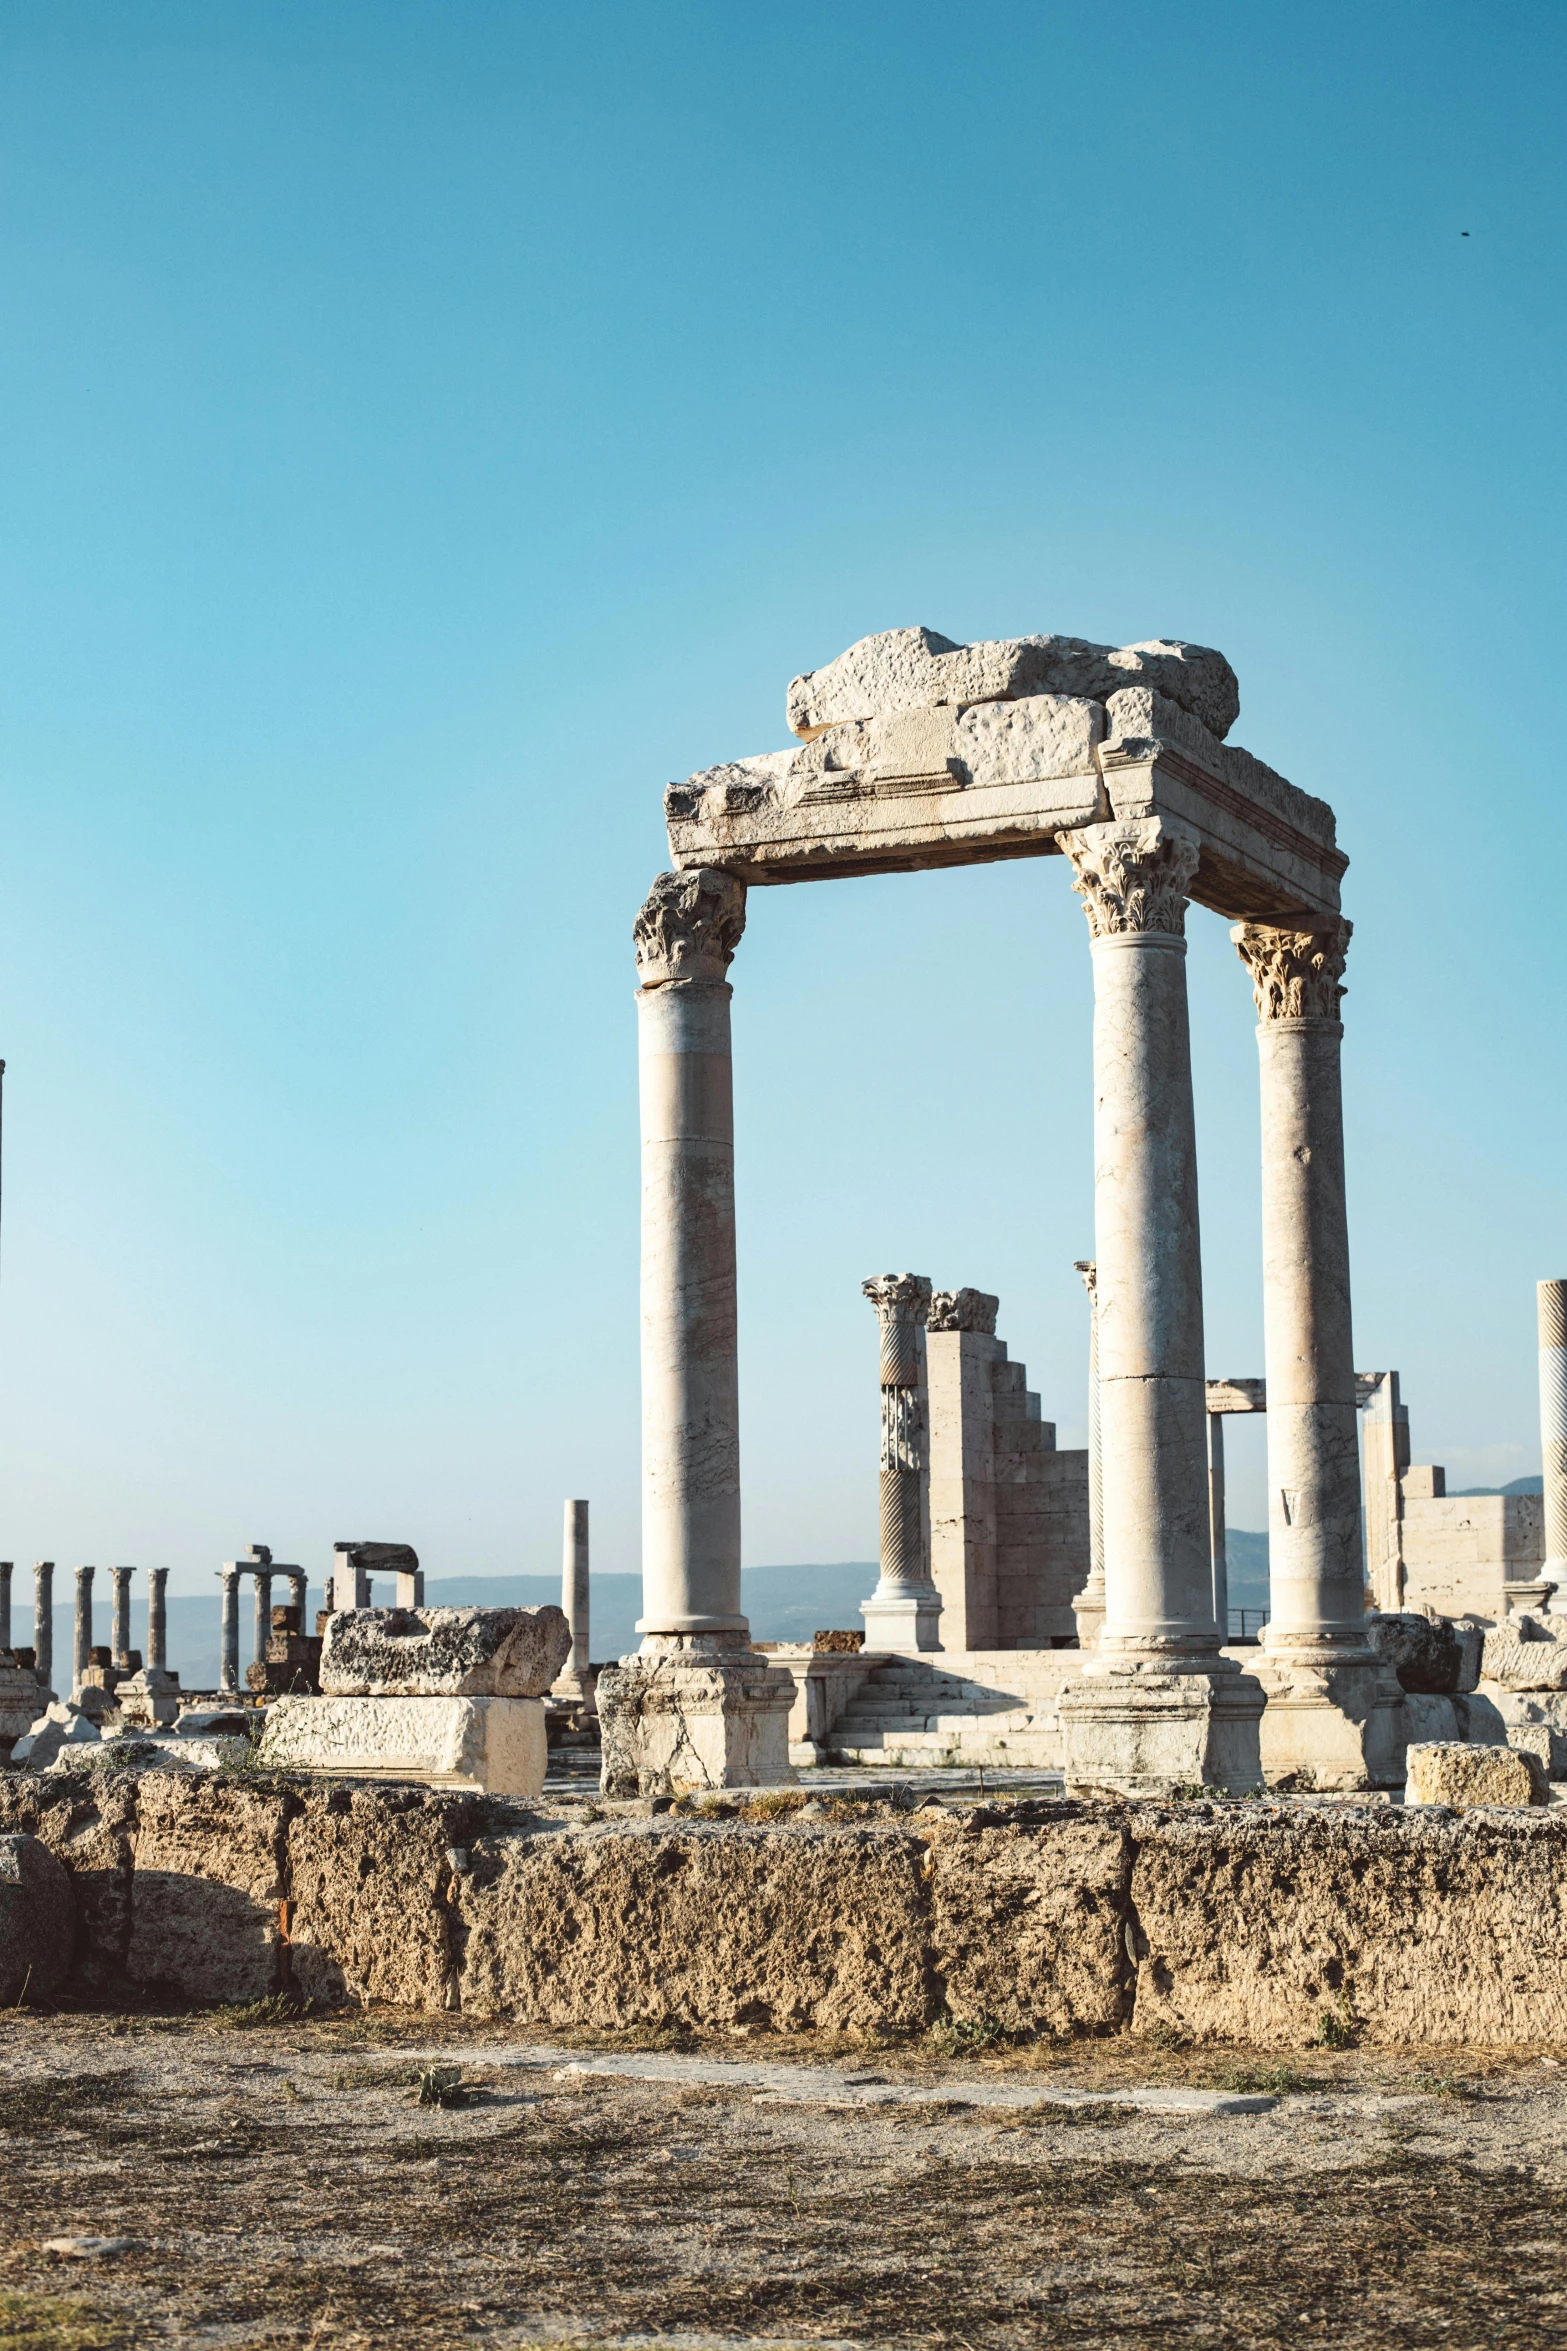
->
1453;1476;1544;1496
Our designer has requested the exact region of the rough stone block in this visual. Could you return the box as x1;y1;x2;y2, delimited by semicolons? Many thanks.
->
1367;1612;1483;1695
786;627;1240;742
12;1702;103;1768
925;1810;1130;2037
261;1693;546;1794
0;1770;136;1983
1484;1687;1567;1776
285;1784;469;2009
1405;1740;1548;1809
1061;1665;1265;1798
456;1820;933;2034
596;1651;795;1796
319;1606;570;1698
0;1832;76;2002
125;1774;291;2001
1480;1626;1567;1691
0;1664;43;1747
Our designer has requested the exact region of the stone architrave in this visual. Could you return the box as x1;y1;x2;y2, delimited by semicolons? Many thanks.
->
860;1275;942;1652
595;870;794;1796
1540;1281;1567;1615
1232;918;1403;1789
1071;1262;1105;1649
1054;818;1264;1797
926;1288;1000;1651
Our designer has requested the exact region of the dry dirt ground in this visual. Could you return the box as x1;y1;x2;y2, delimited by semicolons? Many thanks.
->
2;2006;1566;2351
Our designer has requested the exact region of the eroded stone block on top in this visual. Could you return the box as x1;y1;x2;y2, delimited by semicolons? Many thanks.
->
786;626;1241;743
1405;1739;1548;1809
320;1606;571;1698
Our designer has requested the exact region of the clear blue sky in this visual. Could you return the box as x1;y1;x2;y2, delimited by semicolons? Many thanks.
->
0;1;1562;1597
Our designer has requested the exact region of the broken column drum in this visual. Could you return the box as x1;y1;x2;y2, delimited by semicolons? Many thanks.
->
860;1275;941;1650
595;868;794;1796
1233;920;1402;1788
1541;1281;1567;1611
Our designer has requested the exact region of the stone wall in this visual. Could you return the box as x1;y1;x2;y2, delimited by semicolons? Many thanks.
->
4;1768;1565;2046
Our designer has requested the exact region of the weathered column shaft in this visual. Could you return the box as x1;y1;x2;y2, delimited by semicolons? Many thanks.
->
0;1561;10;1653
33;1563;53;1689
634;870;748;1642
111;1566;135;1669
861;1275;941;1650
1208;1415;1227;1636
1234;921;1366;1651
73;1565;95;1691
1065;820;1215;1655
218;1567;241;1693
563;1499;591;1679
1071;1261;1105;1646
251;1572;273;1672
148;1568;169;1672
1541;1281;1567;1598
285;1571;307;1622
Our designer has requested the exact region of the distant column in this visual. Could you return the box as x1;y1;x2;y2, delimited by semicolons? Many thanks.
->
1541;1281;1567;1609
73;1565;95;1695
250;1570;273;1673
1071;1260;1105;1648
861;1274;941;1651
33;1563;53;1690
218;1566;242;1694
564;1500;590;1682
148;1568;169;1672
111;1566;137;1670
285;1570;307;1622
0;1561;11;1654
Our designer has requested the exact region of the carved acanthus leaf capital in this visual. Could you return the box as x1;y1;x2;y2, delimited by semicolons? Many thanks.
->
863;1274;931;1389
634;867;747;984
1074;1258;1097;1304
928;1286;999;1335
1231;916;1351;1021
1059;819;1201;939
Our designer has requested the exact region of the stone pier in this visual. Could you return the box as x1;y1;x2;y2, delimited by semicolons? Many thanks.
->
1234;919;1402;1789
861;1275;942;1650
595;869;793;1796
1056;818;1264;1796
1541;1280;1567;1616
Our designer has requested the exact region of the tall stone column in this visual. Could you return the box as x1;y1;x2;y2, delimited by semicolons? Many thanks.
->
111;1566;137;1671
250;1569;274;1673
1070;1261;1105;1648
0;1560;10;1654
33;1563;53;1693
218;1565;242;1694
1207;1411;1228;1638
148;1568;169;1672
285;1570;307;1623
926;1287;1001;1651
553;1499;595;1708
1232;919;1401;1786
595;868;792;1796
1540;1281;1567;1612
861;1276;942;1651
1056;818;1263;1795
72;1565;95;1698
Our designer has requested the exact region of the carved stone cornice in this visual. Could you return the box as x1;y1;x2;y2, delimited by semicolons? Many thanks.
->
1231;916;1351;1022
928;1286;999;1335
1059;819;1201;939
633;867;747;985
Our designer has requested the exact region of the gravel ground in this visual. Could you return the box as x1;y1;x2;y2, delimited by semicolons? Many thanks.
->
2;2007;1566;2350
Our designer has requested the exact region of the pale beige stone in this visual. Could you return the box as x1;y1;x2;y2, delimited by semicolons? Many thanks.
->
259;1693;547;1796
1405;1739;1547;1809
596;1649;794;1796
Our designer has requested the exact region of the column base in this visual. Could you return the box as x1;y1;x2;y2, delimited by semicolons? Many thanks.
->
860;1584;943;1653
549;1666;599;1718
1254;1651;1407;1791
596;1644;796;1796
1070;1576;1106;1652
1060;1657;1266;1798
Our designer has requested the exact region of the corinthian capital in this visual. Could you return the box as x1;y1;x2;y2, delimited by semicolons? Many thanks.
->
1231;916;1351;1021
633;867;747;985
928;1287;999;1334
1059;819;1201;939
862;1273;931;1389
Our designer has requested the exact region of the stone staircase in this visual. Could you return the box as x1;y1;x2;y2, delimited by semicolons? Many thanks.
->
826;1651;1080;1770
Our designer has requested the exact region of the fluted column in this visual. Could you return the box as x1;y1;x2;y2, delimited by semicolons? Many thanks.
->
1062;819;1215;1655
218;1565;241;1693
1541;1281;1567;1609
633;868;749;1643
1071;1260;1105;1647
33;1563;53;1691
861;1274;941;1651
111;1565;136;1671
73;1565;95;1696
1233;920;1368;1653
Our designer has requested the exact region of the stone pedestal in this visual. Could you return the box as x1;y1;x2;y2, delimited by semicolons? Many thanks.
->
596;1639;794;1796
1057;819;1263;1795
1233;919;1403;1789
259;1693;547;1795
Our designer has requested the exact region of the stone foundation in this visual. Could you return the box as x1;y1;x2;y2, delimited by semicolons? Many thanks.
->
6;1766;1567;2044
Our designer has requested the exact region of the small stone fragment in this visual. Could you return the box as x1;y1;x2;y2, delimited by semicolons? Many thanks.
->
1404;1740;1548;1809
42;2236;142;2259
